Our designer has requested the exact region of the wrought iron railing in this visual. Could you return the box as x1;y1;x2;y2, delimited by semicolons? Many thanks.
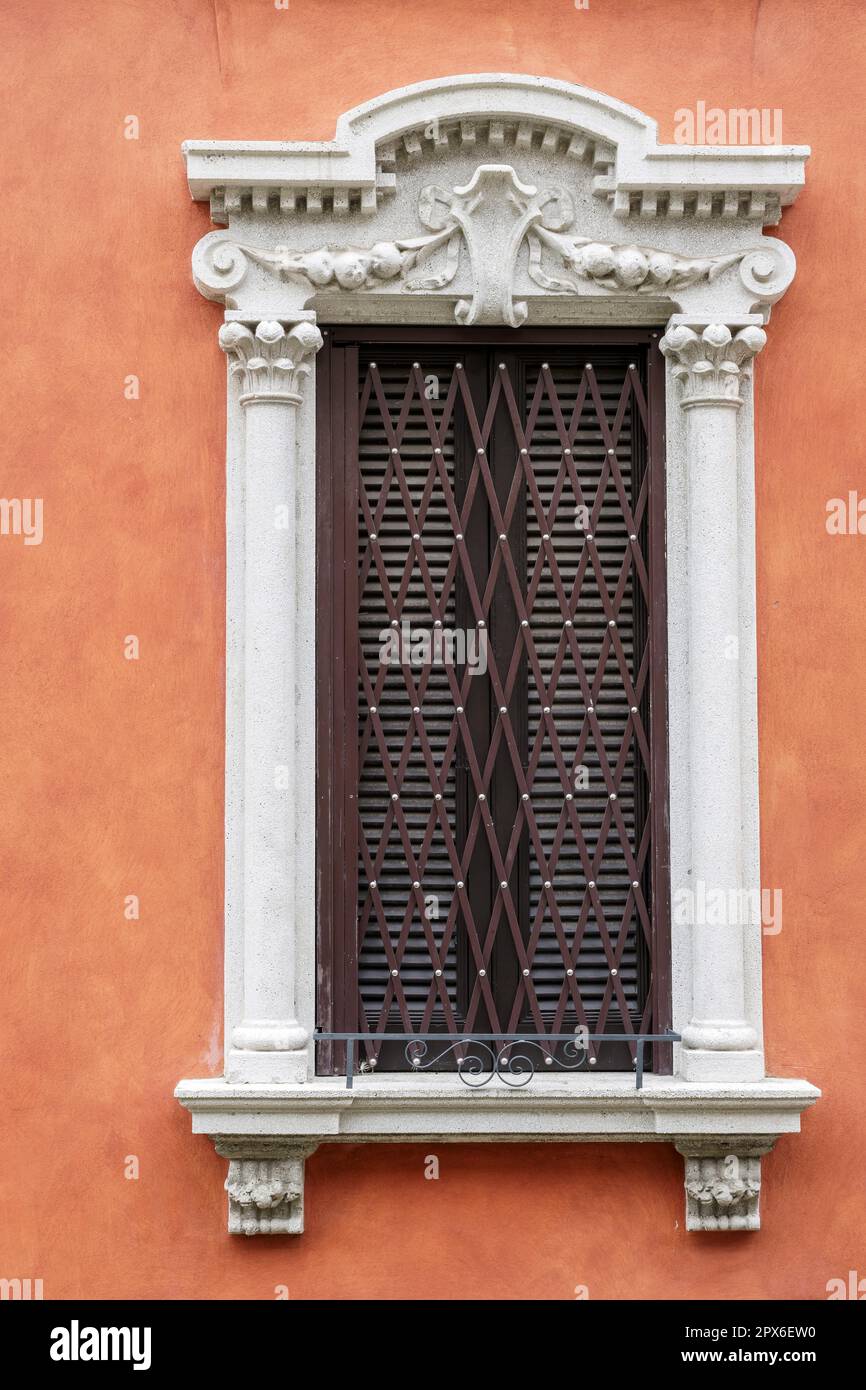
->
315;1030;680;1091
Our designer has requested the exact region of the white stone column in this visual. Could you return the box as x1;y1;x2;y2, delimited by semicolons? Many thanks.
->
218;319;323;1083
661;322;767;1082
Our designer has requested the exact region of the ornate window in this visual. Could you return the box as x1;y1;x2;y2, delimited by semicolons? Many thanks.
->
176;74;818;1236
317;331;670;1076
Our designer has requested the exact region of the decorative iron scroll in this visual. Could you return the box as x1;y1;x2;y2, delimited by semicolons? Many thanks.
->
315;1032;680;1090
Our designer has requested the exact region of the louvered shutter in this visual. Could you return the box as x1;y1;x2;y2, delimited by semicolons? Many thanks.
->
317;332;670;1074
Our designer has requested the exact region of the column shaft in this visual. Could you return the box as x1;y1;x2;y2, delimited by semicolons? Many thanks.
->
219;319;322;1083
661;322;766;1081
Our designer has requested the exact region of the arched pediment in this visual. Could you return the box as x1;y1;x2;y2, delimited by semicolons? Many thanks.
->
185;73;808;327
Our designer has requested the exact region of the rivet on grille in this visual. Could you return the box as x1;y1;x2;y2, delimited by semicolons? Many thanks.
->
391;619;398;627
542;362;549;369
588;880;595;888
631;706;637;714
413;532;420;540
477;448;485;455
544;880;551;889
457;880;464;888
611;968;618;976
566;968;574;977
369;706;377;714
608;448;615;455
479;968;487;977
434;620;442;628
610;792;617;801
630;533;637;541
589;1057;598;1065
392;447;399;454
456;363;463;370
478;620;486;628
370;362;377;368
520;448;528;455
479;793;486;801
500;705;507;714
499;533;507;542
586;533;594;541
413;706;420;714
370;880;377;888
588;706;594;714
629;362;636;369
521;619;528;627
565;793;573;801
413;880;420;888
456;533;463;541
391;969;398;976
564;447;572;454
498;362;506;370
523;968;530;977
370;533;377;541
522;793;529;802
565;619;573;628
413;362;420;369
456;706;464;714
435;968;442;976
633;880;640;889
435;793;442;802
392;793;399;801
543;533;550;541
585;363;593;370
609;619;616;627
434;447;442;454
544;1056;553;1066
500;880;508;889
543;706;551;714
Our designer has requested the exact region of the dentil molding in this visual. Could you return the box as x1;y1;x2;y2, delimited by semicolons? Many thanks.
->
177;74;818;1237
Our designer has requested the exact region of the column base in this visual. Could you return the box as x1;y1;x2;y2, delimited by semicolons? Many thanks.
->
226;1047;309;1084
678;1048;765;1082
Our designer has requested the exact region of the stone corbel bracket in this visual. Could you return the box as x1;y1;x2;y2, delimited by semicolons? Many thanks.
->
216;1138;319;1236
676;1137;775;1232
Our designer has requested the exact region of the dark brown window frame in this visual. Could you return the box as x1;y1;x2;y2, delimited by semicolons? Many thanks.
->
316;326;671;1075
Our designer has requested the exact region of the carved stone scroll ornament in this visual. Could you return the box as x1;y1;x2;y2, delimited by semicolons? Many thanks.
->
192;163;793;328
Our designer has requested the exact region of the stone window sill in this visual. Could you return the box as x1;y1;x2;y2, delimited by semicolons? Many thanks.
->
176;1073;818;1234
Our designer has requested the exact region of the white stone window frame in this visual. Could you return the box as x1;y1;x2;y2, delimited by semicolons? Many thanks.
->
175;74;819;1236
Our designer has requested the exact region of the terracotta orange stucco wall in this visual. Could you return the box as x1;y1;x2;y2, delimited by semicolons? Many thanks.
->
2;0;864;1300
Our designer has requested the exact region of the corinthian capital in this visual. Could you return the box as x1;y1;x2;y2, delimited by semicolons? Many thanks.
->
660;323;767;408
218;319;323;405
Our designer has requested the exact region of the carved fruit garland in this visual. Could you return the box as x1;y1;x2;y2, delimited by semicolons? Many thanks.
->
197;162;784;326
